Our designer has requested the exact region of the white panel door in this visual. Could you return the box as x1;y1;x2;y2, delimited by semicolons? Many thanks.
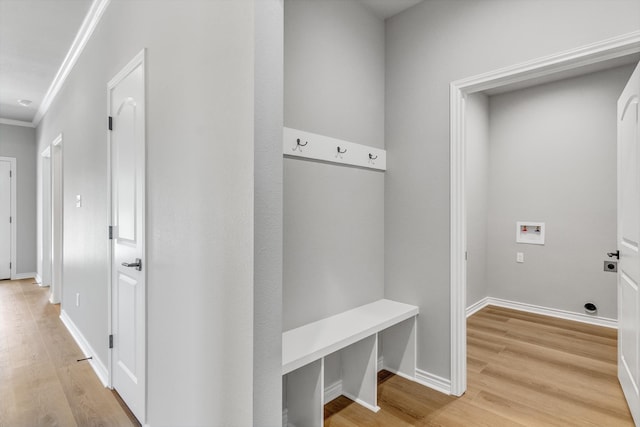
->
109;51;146;424
0;160;11;280
618;61;640;425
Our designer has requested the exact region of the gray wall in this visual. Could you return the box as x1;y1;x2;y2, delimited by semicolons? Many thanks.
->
465;93;490;308
0;123;36;275
485;65;634;320
283;0;385;331
254;0;284;425
34;1;281;425
385;0;640;379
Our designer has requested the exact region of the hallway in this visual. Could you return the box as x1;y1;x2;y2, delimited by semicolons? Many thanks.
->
0;279;138;426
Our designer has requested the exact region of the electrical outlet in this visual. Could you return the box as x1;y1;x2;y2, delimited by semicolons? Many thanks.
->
76;293;80;307
516;252;524;263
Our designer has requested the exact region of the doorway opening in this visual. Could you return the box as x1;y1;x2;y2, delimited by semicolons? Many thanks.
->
449;31;640;397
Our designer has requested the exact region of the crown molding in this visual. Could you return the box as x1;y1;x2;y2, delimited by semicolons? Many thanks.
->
32;0;111;126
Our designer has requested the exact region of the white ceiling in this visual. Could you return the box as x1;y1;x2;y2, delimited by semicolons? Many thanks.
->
0;0;92;123
358;0;423;20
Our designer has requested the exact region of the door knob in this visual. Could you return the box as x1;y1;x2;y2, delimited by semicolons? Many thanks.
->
607;250;619;260
122;258;142;271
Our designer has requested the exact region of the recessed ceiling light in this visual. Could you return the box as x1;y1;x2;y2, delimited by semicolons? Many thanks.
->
17;99;32;107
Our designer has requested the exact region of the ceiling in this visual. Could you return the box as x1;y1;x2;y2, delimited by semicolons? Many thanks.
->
358;0;423;20
0;0;92;124
0;0;419;126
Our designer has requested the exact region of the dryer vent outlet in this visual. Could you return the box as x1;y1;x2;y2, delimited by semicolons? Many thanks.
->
584;302;597;315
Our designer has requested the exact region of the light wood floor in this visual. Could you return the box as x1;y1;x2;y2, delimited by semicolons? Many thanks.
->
325;306;633;426
0;279;139;427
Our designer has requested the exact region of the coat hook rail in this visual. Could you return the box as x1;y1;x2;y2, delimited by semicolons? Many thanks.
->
283;127;386;171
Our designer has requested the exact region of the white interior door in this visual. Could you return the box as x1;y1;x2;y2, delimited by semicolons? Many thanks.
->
109;51;146;424
0;160;11;280
618;61;640;425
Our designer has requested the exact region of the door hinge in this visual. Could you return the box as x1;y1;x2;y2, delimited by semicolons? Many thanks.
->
108;225;113;240
465;251;468;261
9;170;11;178
109;334;113;349
108;116;113;131
9;216;11;224
9;262;11;269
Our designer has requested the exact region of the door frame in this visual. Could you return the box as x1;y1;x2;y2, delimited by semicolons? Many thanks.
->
0;156;16;280
449;31;640;396
40;146;51;287
50;134;63;304
106;49;146;422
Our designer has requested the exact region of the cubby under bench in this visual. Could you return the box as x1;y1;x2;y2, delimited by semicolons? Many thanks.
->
282;299;419;427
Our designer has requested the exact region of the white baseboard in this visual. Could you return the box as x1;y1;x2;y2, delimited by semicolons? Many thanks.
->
324;379;342;403
341;391;380;412
60;310;109;386
467;296;617;329
466;297;489;317
34;273;47;286
14;272;37;280
414;368;452;395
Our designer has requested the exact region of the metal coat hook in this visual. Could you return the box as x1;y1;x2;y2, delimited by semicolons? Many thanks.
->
369;153;378;160
293;138;308;152
336;146;347;159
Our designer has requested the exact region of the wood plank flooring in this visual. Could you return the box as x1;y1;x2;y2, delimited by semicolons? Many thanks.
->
0;279;139;427
325;306;633;426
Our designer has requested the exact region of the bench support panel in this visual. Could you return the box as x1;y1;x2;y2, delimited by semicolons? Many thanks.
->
285;358;324;427
341;334;379;412
381;316;417;380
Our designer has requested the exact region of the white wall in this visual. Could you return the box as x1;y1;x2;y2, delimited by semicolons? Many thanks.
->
34;1;282;425
485;65;634;320
283;0;386;331
0;123;36;276
385;0;640;380
465;93;490;308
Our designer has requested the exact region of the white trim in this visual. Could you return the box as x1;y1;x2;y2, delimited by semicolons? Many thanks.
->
14;272;37;280
414;368;452;395
60;309;109;387
32;0;111;126
452;31;640;93
450;30;640;398
35;273;44;285
466;297;490;318
49;135;63;304
324;380;342;403
282;409;288;427
41;146;51;158
1;157;17;281
0;118;35;128
107;49;146;88
482;297;617;329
